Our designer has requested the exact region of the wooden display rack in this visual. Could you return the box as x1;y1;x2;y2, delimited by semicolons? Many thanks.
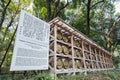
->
49;17;113;75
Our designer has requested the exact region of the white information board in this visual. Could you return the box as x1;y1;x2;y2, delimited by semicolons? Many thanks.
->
10;10;50;71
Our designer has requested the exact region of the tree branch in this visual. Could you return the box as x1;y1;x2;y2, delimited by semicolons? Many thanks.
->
0;26;17;72
2;2;20;42
108;17;120;35
46;0;51;21
0;0;11;30
91;0;104;8
55;0;69;17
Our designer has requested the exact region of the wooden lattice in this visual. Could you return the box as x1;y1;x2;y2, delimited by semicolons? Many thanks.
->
49;17;113;75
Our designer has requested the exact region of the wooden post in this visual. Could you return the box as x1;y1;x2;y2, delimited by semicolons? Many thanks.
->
95;48;98;70
53;25;57;77
71;33;75;75
89;45;93;70
82;40;87;74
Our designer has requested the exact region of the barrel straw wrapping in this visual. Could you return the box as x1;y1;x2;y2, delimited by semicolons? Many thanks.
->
73;38;80;47
97;55;100;61
74;49;82;57
91;54;95;60
85;61;90;69
85;52;90;59
106;64;108;68
85;53;87;59
56;57;63;69
62;32;70;43
63;58;70;69
93;55;96;60
91;48;95;54
62;45;70;55
98;62;102;68
57;44;62;54
84;44;89;51
93;61;96;68
95;62;98;68
88;54;91;59
57;28;63;40
75;60;82;69
89;61;92;69
91;54;93;60
105;64;107;68
79;40;82;48
103;63;106;68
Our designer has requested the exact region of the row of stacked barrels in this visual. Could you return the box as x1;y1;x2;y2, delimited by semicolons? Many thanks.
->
74;49;83;57
49;57;72;69
57;43;83;56
73;36;82;48
75;59;84;69
57;28;82;47
85;61;102;69
57;43;70;55
57;29;70;43
84;52;96;60
56;58;73;69
49;57;84;69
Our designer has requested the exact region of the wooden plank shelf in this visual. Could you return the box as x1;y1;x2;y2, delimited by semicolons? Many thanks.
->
56;54;72;58
73;46;82;50
74;57;83;60
57;40;71;46
84;50;90;53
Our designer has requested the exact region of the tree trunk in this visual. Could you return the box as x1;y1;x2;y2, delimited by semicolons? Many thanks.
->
86;0;91;35
46;0;51;22
0;0;11;30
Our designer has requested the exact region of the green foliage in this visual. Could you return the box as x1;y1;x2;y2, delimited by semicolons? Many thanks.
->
33;0;46;19
67;0;120;51
57;70;120;80
40;7;47;20
22;73;52;80
0;75;12;80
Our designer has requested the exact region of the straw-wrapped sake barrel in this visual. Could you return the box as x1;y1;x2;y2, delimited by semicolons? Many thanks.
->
87;54;91;59
75;60;82;69
57;44;62;53
63;58;69;69
73;39;80;47
85;53;89;59
103;63;105;68
93;55;96;60
74;49;81;57
91;54;93;60
84;45;89;51
62;45;69;55
56;58;63;69
98;62;102;68
62;33;69;42
50;27;54;35
90;62;92;68
93;62;97;68
57;31;62;40
86;61;90;68
97;55;100;61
